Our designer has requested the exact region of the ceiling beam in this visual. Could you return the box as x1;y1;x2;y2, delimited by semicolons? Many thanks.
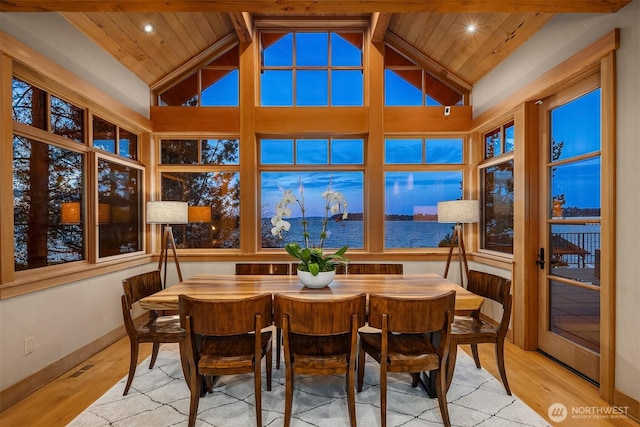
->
370;12;391;44
0;0;632;13
229;12;253;43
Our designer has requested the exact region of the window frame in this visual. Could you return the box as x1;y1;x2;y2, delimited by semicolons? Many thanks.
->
383;44;466;107
382;134;468;250
257;135;367;251
4;66;148;294
156;136;242;250
156;44;240;107
477;121;516;257
258;29;365;107
94;152;146;262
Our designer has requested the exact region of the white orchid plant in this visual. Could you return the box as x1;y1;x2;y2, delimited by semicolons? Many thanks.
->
271;178;349;276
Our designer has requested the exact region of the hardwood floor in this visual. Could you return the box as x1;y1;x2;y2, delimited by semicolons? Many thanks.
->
0;337;637;426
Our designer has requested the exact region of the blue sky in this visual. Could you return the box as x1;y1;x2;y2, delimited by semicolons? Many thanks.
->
551;88;601;208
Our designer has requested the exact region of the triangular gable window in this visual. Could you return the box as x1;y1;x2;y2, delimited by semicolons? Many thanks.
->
384;47;463;107
158;45;239;107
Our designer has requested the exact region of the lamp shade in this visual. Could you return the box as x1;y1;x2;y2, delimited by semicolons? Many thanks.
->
61;202;81;224
146;201;188;224
98;203;111;224
437;200;479;224
188;206;212;223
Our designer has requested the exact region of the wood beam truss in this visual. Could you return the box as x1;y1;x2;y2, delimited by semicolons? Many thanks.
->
0;0;632;13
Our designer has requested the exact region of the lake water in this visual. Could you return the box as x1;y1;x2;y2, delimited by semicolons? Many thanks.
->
268;218;601;252
272;218;455;249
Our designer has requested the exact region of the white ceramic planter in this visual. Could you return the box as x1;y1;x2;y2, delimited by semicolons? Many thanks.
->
297;270;336;288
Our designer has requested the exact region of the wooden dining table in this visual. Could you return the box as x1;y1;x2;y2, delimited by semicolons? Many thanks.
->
139;272;482;398
139;272;483;313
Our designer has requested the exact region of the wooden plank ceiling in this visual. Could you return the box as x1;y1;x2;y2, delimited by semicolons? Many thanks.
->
1;1;631;87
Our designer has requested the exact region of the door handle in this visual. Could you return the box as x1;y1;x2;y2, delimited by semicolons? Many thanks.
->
535;247;546;270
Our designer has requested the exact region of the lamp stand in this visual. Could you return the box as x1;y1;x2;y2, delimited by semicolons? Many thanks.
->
158;225;183;287
443;223;470;287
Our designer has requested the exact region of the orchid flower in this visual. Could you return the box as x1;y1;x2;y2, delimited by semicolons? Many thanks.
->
272;177;349;275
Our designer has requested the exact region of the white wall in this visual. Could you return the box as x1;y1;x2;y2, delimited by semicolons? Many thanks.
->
0;12;150;118
473;0;640;400
0;265;154;390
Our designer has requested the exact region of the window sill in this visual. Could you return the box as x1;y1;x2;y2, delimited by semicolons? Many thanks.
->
1;254;151;300
470;251;514;270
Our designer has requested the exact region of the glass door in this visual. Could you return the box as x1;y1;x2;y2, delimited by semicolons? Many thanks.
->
537;75;601;382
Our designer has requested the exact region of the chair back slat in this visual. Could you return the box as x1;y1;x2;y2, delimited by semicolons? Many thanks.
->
334;263;403;274
274;293;366;335
467;270;511;304
368;291;456;333
467;271;513;336
236;263;290;275
179;294;273;336
122;270;163;307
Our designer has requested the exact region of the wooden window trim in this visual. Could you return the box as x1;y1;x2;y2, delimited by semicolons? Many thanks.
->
1;40;151;298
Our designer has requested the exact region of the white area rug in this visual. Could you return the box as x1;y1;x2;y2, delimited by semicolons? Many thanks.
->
69;342;550;426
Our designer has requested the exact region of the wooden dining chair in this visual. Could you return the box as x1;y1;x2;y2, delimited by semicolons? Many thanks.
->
358;291;456;427
334;263;404;274
235;262;289;369
179;293;273;427
121;270;185;395
446;270;513;395
235;263;291;275
274;293;366;427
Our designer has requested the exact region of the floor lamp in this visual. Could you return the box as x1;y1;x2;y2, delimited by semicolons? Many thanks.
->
437;200;479;287
147;201;188;287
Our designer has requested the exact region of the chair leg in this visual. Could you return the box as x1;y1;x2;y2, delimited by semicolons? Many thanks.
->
347;367;356;427
445;342;458;392
149;341;160;369
254;358;263;427
356;348;365;392
179;338;191;391
266;344;273;391
380;363;387;427
471;343;481;368
435;366;451;427
123;339;139;395
187;373;202;427
276;328;281;369
284;369;294;427
495;340;512;395
411;372;420;388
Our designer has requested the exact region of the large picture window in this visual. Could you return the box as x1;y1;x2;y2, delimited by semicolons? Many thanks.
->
260;138;365;249
384;138;464;248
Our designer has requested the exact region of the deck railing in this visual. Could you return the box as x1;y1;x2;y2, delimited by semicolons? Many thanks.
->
552;232;600;268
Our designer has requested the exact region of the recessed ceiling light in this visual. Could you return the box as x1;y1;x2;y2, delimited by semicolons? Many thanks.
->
466;24;477;33
142;23;154;34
